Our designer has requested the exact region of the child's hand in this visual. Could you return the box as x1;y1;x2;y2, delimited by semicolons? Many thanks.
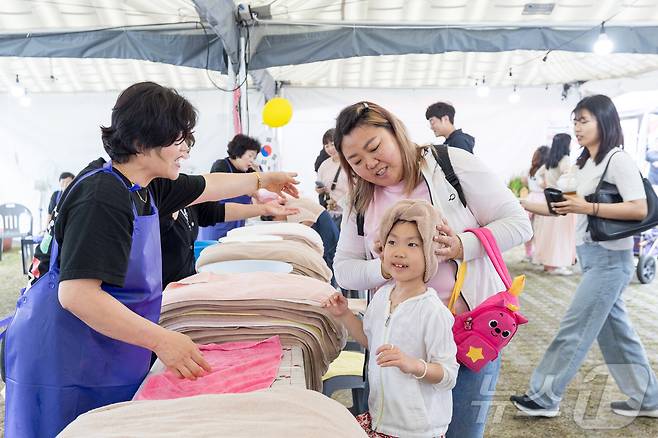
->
321;292;349;317
375;344;422;376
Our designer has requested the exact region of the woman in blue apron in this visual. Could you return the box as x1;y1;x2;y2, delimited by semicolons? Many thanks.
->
2;82;299;437
199;134;261;240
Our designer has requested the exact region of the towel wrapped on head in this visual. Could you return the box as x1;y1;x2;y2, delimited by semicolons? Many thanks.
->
378;200;444;283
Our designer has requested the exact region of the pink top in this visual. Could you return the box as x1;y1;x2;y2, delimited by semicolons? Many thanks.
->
135;336;283;400
364;180;468;314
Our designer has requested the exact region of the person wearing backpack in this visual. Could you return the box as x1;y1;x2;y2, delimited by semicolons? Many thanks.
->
332;101;532;437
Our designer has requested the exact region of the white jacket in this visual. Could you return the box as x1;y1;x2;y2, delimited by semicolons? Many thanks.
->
335;146;532;309
364;285;458;437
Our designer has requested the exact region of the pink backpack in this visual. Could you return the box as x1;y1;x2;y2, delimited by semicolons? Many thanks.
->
448;227;528;372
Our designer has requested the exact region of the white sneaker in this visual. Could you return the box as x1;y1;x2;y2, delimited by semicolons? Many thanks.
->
548;267;573;276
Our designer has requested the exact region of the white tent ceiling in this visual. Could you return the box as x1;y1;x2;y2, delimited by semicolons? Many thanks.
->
1;0;658;93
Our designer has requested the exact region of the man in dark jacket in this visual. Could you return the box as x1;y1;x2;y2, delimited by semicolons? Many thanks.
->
425;102;475;153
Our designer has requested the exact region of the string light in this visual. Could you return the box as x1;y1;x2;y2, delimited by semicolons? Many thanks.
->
10;74;26;98
593;21;614;55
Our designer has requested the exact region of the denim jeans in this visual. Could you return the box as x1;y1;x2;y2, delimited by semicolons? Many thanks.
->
446;357;501;438
527;243;658;410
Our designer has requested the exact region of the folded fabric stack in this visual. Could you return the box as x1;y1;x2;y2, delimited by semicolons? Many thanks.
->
227;222;324;255
196;238;332;282
59;387;367;438
160;271;347;391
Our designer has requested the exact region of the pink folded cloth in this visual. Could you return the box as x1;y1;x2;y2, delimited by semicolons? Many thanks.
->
135;336;283;400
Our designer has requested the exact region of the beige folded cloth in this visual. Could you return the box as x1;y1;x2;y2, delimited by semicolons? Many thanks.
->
284;197;325;224
59;387;367;438
227;222;324;255
196;240;332;282
378;199;444;282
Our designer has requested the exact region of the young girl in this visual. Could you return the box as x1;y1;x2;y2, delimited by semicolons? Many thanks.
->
324;200;458;438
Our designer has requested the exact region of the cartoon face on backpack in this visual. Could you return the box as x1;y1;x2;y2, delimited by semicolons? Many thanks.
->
469;307;528;349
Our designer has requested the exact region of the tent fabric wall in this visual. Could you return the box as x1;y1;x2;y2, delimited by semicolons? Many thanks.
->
249;24;658;70
0;26;227;73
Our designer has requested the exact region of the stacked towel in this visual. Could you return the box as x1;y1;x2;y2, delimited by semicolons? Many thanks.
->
160;272;347;391
196;239;332;282
59;387;367;438
227;222;324;256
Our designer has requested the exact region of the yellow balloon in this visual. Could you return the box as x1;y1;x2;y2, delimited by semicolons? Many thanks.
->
262;97;293;128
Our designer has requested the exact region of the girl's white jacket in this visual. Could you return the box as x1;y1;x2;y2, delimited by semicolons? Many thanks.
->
364;285;458;437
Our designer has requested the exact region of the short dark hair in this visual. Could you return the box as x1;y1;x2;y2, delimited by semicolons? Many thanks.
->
227;134;260;159
322;128;335;146
425;102;455;124
546;133;572;169
59;172;75;181
101;82;196;164
573;95;623;169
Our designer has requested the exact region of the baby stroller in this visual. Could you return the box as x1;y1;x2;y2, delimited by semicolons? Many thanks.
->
633;227;658;284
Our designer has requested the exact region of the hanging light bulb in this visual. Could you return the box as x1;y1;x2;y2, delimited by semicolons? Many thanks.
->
477;76;490;98
508;85;520;104
593;22;614;55
10;74;25;98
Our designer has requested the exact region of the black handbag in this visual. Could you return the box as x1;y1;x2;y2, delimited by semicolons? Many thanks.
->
584;151;658;241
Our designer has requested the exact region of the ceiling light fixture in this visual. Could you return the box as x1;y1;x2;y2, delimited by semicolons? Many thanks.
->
593;22;614;55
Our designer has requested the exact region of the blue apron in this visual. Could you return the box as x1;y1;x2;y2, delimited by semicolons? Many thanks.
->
198;158;251;240
3;162;163;437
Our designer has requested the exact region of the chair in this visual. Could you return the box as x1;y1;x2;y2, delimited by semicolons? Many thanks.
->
0;203;34;274
322;342;367;415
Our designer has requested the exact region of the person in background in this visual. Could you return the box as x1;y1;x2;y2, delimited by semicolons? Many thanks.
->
514;94;658;419
160;138;298;287
45;172;75;228
314;128;333;172
523;145;550;263
333;101;531;438
531;133;577;275
316;128;349;230
425;101;475;154
646;145;658;186
198;134;261;240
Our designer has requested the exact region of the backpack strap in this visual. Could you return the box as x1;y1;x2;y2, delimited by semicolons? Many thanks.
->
447;261;467;315
356;212;365;237
432;145;467;208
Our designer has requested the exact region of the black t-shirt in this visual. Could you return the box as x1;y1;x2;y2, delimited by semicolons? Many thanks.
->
45;158;206;287
210;157;255;174
160;202;225;287
47;191;61;215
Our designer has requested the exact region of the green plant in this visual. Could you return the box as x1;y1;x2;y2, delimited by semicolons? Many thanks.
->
507;175;528;198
